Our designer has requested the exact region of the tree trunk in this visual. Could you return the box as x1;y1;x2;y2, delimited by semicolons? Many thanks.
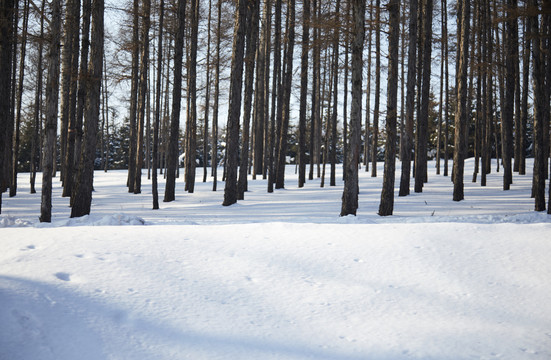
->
0;0;16;213
40;0;62;222
329;0;340;187
519;13;530;176
127;0;140;193
212;0;222;191
203;0;212;184
223;0;247;206
370;0;381;177
399;0;418;196
185;0;199;193
30;0;46;195
71;0;104;218
298;0;310;188
164;0;186;202
529;0;545;211
134;0;151;194
238;0;259;199
152;0;164;210
452;0;470;202
275;0;295;190
309;0;320;180
268;0;282;193
70;0;91;206
502;0;516;190
379;0;400;216
341;0;365;216
414;0;433;192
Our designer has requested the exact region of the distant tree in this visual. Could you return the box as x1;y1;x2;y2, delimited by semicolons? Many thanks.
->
379;0;400;216
341;0;365;216
71;0;104;218
40;0;62;222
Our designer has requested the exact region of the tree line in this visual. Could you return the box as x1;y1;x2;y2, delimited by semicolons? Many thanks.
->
0;0;550;221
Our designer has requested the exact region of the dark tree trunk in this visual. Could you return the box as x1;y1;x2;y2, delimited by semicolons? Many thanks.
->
519;13;530;176
452;0;470;202
10;0;29;197
185;0;199;193
70;0;91;206
370;0;381;177
275;0;295;190
341;0;365;216
212;0;222;192
164;0;186;202
223;0;248;206
309;0;320;180
379;0;400;216
40;0;62;222
152;0;164;210
268;0;281;193
30;0;46;195
298;0;310;188
399;0;418;196
127;0;140;193
414;0;433;193
238;0;259;199
203;0;212;184
329;0;340;187
134;0;151;194
71;0;104;218
502;0;516;190
0;0;16;213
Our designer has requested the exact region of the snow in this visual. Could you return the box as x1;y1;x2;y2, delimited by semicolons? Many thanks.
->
1;159;550;359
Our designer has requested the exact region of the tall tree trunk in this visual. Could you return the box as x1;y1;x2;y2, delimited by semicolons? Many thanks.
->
502;0;516;190
127;0;140;193
529;0;545;211
71;0;104;218
152;0;164;210
268;0;282;193
519;13;530;176
364;1;373;172
399;0;418;196
414;0;433;192
452;0;470;202
0;0;16;213
185;0;199;193
223;0;247;206
30;0;46;195
443;0;450;177
341;0;365;216
309;0;320;180
203;0;212;184
10;0;30;197
40;0;62;222
163;0;186;202
275;0;295;190
134;0;151;194
370;0;381;177
329;0;340;187
298;0;310;188
212;0;222;191
70;0;91;206
379;0;400;216
238;0;259;199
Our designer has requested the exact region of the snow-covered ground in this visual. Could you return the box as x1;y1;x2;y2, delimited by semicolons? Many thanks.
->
1;159;550;359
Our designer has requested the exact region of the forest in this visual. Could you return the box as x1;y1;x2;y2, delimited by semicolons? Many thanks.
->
0;0;550;221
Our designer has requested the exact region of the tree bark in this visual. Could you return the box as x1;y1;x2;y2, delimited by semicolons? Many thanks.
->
152;0;164;210
341;0;365;216
399;0;418;196
223;0;247;206
185;0;199;193
40;0;62;222
127;0;140;193
379;0;400;216
163;0;186;202
452;0;470;202
370;0;381;177
298;0;310;188
71;0;104;218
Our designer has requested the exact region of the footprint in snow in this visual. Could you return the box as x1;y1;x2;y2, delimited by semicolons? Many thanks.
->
54;272;71;282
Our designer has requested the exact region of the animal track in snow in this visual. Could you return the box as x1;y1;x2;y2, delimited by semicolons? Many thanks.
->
54;272;71;282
